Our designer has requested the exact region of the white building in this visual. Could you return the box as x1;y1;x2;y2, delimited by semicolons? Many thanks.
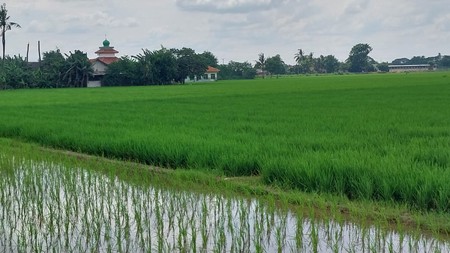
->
185;66;220;83
88;39;119;87
388;64;433;73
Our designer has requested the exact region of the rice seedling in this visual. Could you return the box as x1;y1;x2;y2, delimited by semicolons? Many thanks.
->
1;154;449;252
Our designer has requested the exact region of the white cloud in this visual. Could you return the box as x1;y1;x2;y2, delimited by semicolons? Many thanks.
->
26;11;138;35
87;12;139;28
434;14;450;32
4;0;450;64
176;0;283;13
344;0;370;15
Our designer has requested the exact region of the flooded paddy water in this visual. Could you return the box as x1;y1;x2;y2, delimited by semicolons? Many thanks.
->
0;156;449;253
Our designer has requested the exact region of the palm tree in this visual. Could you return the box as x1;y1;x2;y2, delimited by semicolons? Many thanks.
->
294;49;304;64
0;4;21;61
294;49;304;74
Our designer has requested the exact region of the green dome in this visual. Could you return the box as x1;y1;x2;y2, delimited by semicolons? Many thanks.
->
103;39;110;47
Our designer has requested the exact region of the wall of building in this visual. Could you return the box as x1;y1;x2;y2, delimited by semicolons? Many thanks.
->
185;72;218;83
388;65;432;73
92;61;108;75
87;80;101;88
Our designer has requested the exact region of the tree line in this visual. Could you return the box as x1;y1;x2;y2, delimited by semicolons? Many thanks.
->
103;47;218;86
3;42;449;89
0;46;220;89
253;43;450;77
391;54;450;68
0;50;93;89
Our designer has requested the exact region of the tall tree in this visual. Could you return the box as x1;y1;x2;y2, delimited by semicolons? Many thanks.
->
314;55;326;73
219;61;256;80
376;62;390;72
134;49;155;84
41;49;66;87
265;54;286;78
346;43;373;73
440;56;450;68
294;49;304;74
0;4;21;61
63;50;92;87
323;55;340;73
294;49;314;74
200;51;218;67
172;47;207;84
151;47;178;85
409;56;428;65
102;56;141;86
255;53;266;78
135;47;177;85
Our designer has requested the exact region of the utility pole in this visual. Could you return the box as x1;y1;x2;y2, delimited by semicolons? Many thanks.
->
26;43;29;62
38;41;41;68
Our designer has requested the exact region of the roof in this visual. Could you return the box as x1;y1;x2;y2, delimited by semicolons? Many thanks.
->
95;47;119;55
206;66;220;73
388;64;430;68
103;39;110;47
90;57;119;65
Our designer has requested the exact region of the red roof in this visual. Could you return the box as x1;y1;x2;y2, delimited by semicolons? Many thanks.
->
206;66;220;73
95;47;119;55
90;57;119;65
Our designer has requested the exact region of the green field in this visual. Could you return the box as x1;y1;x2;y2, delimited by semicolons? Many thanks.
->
1;72;449;211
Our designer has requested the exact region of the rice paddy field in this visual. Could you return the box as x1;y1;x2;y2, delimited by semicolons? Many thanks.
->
0;72;450;251
0;139;449;252
1;72;449;210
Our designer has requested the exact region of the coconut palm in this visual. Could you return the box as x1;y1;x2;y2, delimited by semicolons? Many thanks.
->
294;49;304;64
0;4;21;61
294;49;304;74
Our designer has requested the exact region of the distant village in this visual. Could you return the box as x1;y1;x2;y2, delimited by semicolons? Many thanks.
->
1;38;449;90
84;40;450;87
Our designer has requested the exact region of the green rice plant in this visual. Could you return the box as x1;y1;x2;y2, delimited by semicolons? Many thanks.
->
0;72;448;211
310;219;319;253
1;128;450;252
295;211;304;251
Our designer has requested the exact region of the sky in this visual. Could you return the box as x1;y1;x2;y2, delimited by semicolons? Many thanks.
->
3;0;450;65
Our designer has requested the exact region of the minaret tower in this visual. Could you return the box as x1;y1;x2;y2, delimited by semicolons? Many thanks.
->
95;39;119;58
88;39;120;87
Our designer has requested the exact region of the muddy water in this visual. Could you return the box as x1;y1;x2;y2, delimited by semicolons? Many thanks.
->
0;158;448;252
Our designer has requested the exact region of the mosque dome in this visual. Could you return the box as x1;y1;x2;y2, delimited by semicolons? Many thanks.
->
103;39;110;47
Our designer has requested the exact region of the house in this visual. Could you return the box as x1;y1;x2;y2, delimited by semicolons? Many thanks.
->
388;64;433;73
88;39;119;87
185;66;220;83
204;66;220;81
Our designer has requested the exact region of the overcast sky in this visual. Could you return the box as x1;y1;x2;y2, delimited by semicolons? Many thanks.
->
3;0;450;64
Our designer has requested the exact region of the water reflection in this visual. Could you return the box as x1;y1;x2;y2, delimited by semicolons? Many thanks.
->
0;159;448;252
